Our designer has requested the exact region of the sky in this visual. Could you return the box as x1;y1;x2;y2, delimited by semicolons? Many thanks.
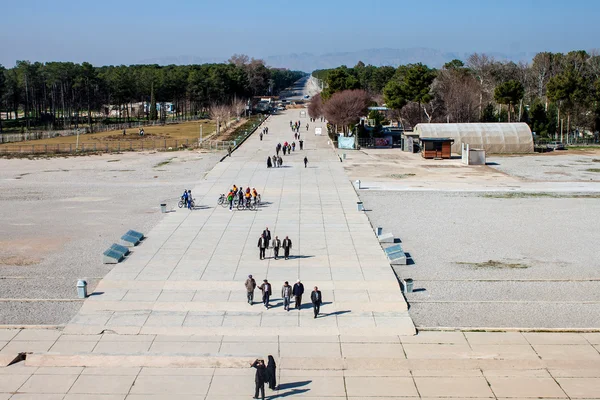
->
0;0;599;67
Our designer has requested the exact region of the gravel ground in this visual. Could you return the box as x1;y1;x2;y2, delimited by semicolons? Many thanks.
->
359;190;600;329
488;152;600;182
0;150;223;325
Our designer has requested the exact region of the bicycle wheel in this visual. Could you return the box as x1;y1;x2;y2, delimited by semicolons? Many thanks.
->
237;202;244;211
191;200;195;208
178;200;184;208
217;196;224;205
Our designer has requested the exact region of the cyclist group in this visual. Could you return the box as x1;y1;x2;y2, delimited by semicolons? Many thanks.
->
225;185;261;211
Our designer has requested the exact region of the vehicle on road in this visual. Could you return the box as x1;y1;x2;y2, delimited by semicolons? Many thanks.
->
547;141;566;150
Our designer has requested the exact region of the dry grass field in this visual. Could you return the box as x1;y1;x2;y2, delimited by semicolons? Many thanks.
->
0;120;217;148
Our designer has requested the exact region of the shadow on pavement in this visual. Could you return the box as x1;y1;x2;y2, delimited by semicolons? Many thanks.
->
277;380;311;390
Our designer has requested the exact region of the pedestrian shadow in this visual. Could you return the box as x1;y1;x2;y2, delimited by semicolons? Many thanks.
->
270;389;311;399
191;205;211;210
288;255;314;259
324;310;351;317
276;380;311;390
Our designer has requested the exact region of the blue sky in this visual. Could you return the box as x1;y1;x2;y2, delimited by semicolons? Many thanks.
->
0;0;598;67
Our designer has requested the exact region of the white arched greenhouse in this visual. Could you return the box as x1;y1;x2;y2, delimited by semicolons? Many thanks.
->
413;123;534;154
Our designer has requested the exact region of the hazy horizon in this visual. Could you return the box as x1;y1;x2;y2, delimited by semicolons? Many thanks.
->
1;0;599;68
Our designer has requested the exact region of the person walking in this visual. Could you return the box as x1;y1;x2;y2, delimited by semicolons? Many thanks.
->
250;359;267;400
258;234;267;260
228;145;232;157
259;132;263;141
283;146;287;155
227;190;234;211
292;279;304;310
278;156;283;167
272;155;277;168
266;355;277;391
281;281;292;311
267;156;272;168
282;236;292;260
259;279;271;308
306;123;309;131
262;227;271;247
292;142;295;151
272;236;281;260
238;187;244;205
304;156;308;168
245;275;256;305
311;286;323;318
187;190;193;210
299;140;303;150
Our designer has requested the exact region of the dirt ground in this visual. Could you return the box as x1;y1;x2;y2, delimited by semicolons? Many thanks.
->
0;149;223;325
349;147;600;329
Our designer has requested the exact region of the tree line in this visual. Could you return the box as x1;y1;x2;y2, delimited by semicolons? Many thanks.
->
0;54;305;132
311;51;600;138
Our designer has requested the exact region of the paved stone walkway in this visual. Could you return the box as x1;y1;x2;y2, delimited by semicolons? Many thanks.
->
2;109;600;398
63;108;414;337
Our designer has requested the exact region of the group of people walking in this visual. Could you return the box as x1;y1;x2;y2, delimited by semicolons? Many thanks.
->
259;126;269;141
257;227;291;260
267;154;283;168
244;276;323;317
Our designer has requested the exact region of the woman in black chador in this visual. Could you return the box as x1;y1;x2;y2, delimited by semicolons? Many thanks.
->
266;354;277;390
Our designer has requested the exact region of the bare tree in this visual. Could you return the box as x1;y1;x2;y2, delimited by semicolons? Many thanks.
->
399;102;422;130
467;53;495;118
231;98;246;119
209;103;232;136
435;69;479;123
308;93;323;119
228;54;250;67
323;90;371;135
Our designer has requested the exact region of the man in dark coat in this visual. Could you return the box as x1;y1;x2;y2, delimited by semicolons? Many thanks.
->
262;227;271;246
272;236;281;260
292;280;304;310
311;286;323;318
250;359;267;399
258;234;267;260
259;279;271;308
282;236;292;260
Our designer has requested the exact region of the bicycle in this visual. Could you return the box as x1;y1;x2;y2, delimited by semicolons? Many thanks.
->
178;198;195;208
238;198;256;211
217;194;226;205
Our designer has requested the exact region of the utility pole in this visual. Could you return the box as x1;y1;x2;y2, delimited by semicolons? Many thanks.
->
560;118;564;143
199;124;203;145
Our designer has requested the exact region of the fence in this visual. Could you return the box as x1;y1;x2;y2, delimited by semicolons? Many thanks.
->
535;137;599;146
0;139;194;155
0;116;209;144
199;140;236;151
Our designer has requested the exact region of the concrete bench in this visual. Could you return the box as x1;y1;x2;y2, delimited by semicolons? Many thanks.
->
120;230;144;247
103;247;126;264
384;244;407;265
378;232;394;243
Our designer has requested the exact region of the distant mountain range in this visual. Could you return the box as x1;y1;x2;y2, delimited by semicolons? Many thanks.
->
139;47;537;72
